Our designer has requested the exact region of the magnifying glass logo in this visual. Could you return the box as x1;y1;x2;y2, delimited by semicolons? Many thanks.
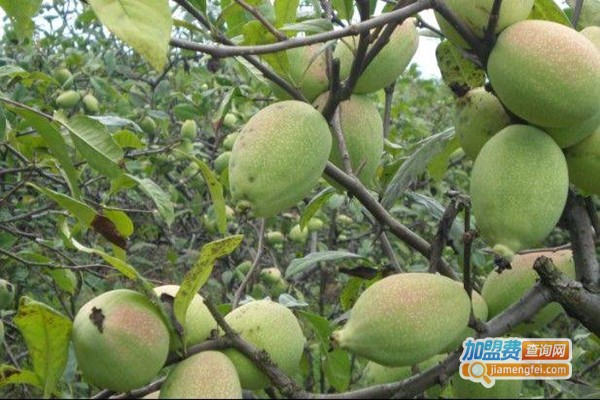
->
468;361;492;385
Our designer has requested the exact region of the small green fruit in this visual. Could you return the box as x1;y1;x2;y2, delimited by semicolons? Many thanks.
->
565;124;600;195
289;224;308;243
336;18;419;94
160;351;242;399
306;218;324;232
140;116;157;134
72;289;170;392
266;231;284;245
487;20;600;128
82;94;99;113
443;291;488;352
451;375;522;398
314;92;384;188
332;273;471;367
181;120;197;140
335;214;354;227
214;152;231;175
223;300;306;390
0;279;15;310
544;111;600;148
435;0;533;48
259;268;288;296
222;133;239;150
153;285;217;348
582;26;600;51
56;90;81;108
455;88;511;160
359;362;411;387
273;44;329;103
223;113;238;129
229;101;332;217
54;68;73;86
482;250;575;334
470;125;569;259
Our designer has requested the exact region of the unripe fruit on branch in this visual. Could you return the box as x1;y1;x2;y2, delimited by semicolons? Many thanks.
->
443;291;488;352
222;299;306;390
54;68;73;86
307;218;324;232
229;101;331;217
434;0;533;48
314;92;383;188
214;151;231;175
544;111;600;149
223;113;238;129
71;289;170;392
222;132;239;150
487;20;600;128
180;119;197;140
266;230;284;245
0;279;15;310
565;125;600;195
140;116;157;134
455;88;511;160
56;90;81;108
470;125;569;260
358;354;446;390
153;285;217;349
289;224;308;243
160;351;242;399
82;94;99;113
451;374;522;398
482;250;575;334
331;273;471;366
335;18;419;94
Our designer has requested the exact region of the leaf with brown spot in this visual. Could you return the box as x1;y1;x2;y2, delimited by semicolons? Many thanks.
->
91;214;127;250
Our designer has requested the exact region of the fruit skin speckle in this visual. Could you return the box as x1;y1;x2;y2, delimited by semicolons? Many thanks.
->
228;101;331;218
565;125;600;196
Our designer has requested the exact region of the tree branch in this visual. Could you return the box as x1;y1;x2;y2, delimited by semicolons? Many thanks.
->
232;219;266;309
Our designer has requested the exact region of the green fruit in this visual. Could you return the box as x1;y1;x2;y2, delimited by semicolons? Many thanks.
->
229;101;332;217
0;320;4;345
434;0;533;48
359;362;411;387
582;26;600;51
482;250;575;334
141;116;157;134
331;273;471;367
443;291;488;352
223;113;238;129
273;44;329;103
306;218;324;232
54;68;72;86
565;125;600;195
214;152;231;175
236;261;253;275
451;375;523;398
544;111;600;148
259;268;288;296
0;279;15;310
266;231;284;245
336;18;419;94
222;133;239;150
455;88;511;160
160;351;242;399
470;125;569;260
56;90;81;108
181;120;197;140
314;92;383;188
72;289;170;392
82;94;99;113
223;299;306;390
289;224;308;243
153;285;217;348
487;20;600;128
335;214;353;227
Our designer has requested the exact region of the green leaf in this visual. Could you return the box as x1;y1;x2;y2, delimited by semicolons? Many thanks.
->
280;18;333;34
568;0;600;28
0;366;42;390
427;135;461;182
220;0;249;37
13;297;72;398
188;0;207;14
285;251;373;278
529;0;572;25
0;0;42;39
0;65;28;79
242;21;289;74
67;116;124;180
44;269;77;295
339;277;364;311
300;187;335;230
406;191;464;247
323;349;351;392
70;236;140;280
88;0;172;71
435;41;485;94
112;130;144;149
13;108;80;198
28;184;96;226
103;209;134;238
331;0;353;20
275;0;299;26
125;174;175;227
381;127;455;209
0;105;6;141
173;235;244;341
297;310;331;344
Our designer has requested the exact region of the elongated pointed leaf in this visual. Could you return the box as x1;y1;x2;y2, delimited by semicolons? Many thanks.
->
0;366;42;390
285;251;373;278
88;0;172;71
530;0;572;25
300;187;335;230
14;108;80;198
67;116;123;179
13;297;72;398
125;174;174;227
28;184;95;225
174;235;243;336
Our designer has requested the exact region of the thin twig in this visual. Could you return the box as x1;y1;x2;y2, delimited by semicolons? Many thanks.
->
234;0;287;41
232;219;266;309
383;82;395;138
